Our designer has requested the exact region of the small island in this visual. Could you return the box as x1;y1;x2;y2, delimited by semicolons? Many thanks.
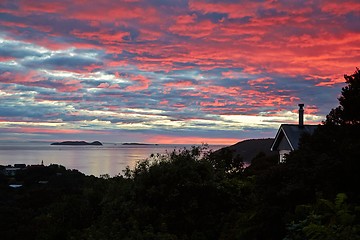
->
51;141;103;146
122;143;158;146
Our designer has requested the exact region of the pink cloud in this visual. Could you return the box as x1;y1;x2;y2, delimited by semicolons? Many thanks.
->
105;105;120;111
55;79;83;92
189;0;264;19
247;77;275;86
221;71;242;79
198;86;242;97
97;82;120;89
82;63;103;72
18;0;67;14
169;15;217;38
171;103;187;108
291;105;319;115
0;71;83;92
175;14;197;25
97;82;110;88
163;80;194;88
321;1;360;15
71;29;130;45
0;71;44;84
2;0;356;84
5;127;102;135
159;100;169;105
0;56;16;61
125;74;150;92
200;99;227;107
67;2;162;26
146;134;240;145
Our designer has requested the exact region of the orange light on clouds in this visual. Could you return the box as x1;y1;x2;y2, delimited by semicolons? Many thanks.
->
146;135;241;145
16;127;102;135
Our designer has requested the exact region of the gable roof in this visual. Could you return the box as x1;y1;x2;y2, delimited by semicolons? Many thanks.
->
271;124;318;151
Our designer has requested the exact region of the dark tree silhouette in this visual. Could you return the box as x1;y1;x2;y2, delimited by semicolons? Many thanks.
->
325;68;360;125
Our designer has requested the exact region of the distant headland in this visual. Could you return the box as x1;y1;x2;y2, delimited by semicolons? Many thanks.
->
50;141;103;146
122;143;158;146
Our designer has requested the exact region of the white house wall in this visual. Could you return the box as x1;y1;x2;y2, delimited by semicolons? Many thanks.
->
279;150;291;163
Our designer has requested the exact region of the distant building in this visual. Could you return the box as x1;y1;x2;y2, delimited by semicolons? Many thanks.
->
3;167;22;176
3;164;26;176
14;164;26;168
271;104;317;163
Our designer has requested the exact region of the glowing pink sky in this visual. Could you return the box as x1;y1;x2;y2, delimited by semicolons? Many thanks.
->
0;0;359;144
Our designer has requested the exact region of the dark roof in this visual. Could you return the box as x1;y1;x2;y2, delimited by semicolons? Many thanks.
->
271;124;318;151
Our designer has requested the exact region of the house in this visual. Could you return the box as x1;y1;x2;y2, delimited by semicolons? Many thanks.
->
271;104;317;162
3;164;26;176
3;167;22;176
2;164;26;176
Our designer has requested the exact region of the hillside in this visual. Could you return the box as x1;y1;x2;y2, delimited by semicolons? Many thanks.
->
223;138;277;163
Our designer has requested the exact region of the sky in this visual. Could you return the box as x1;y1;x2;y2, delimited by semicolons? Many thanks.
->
0;0;359;145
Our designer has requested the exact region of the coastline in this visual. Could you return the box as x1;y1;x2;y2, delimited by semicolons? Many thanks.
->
0;142;227;177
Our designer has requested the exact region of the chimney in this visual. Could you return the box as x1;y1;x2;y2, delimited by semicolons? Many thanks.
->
298;104;304;127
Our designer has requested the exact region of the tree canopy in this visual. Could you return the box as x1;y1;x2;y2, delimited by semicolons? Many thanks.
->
325;68;360;125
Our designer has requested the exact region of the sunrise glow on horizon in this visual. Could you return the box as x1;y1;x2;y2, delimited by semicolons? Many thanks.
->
0;0;359;145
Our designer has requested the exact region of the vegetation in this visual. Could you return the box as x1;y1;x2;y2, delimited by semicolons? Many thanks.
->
325;68;360;126
0;69;359;239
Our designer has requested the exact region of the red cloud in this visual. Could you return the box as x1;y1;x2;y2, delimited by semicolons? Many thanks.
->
18;0;67;14
159;100;169;105
0;71;82;92
247;77;275;87
97;82;110;88
189;0;260;18
0;56;16;62
71;29;130;45
291;105;319;115
55;79;83;92
171;103;187;108
197;87;300;114
97;82;120;89
200;99;227;107
0;71;43;84
321;1;360;15
66;2;162;25
198;86;241;97
105;105;120;111
125;75;150;92
175;14;197;25
169;14;216;38
163;80;194;88
1;0;357;85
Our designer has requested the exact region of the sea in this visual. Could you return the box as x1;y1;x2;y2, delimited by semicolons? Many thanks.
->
0;142;226;177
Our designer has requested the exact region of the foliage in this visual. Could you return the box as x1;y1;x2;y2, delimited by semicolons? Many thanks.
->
84;146;248;240
244;151;278;176
284;193;360;240
206;147;244;177
325;68;360;125
0;146;250;240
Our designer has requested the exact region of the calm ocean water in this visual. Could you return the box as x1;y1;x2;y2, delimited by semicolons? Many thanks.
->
0;142;225;177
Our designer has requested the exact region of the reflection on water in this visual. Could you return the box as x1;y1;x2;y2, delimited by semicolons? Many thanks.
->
0;143;225;176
